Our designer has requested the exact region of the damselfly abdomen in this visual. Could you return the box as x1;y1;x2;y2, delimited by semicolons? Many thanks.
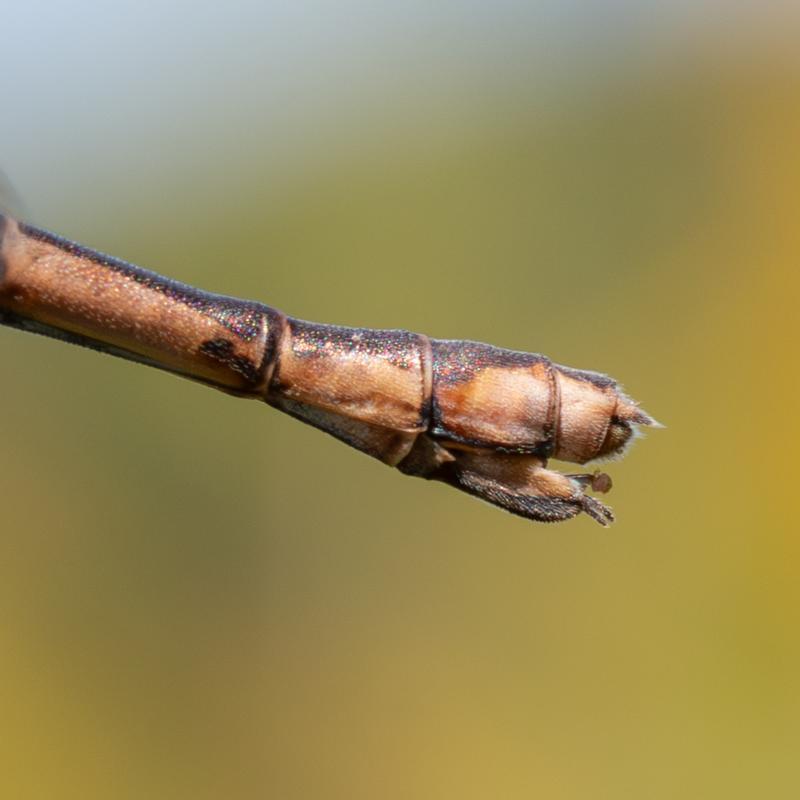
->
0;211;658;525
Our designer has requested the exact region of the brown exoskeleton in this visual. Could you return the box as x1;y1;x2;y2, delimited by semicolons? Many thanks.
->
0;211;658;525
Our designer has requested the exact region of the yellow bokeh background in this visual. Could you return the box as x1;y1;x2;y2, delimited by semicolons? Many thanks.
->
1;6;799;798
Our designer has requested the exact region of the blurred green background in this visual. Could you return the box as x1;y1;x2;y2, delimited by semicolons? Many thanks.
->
1;3;799;798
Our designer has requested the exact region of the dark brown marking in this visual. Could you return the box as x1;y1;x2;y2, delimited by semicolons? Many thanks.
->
199;338;260;385
396;433;455;478
535;425;556;459
288;319;421;370
431;339;549;385
555;363;617;390
19;222;268;341
397;433;439;478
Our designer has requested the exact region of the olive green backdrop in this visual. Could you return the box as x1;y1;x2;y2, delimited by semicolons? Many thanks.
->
1;4;798;798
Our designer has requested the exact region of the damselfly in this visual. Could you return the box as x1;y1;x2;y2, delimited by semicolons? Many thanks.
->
0;209;658;525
